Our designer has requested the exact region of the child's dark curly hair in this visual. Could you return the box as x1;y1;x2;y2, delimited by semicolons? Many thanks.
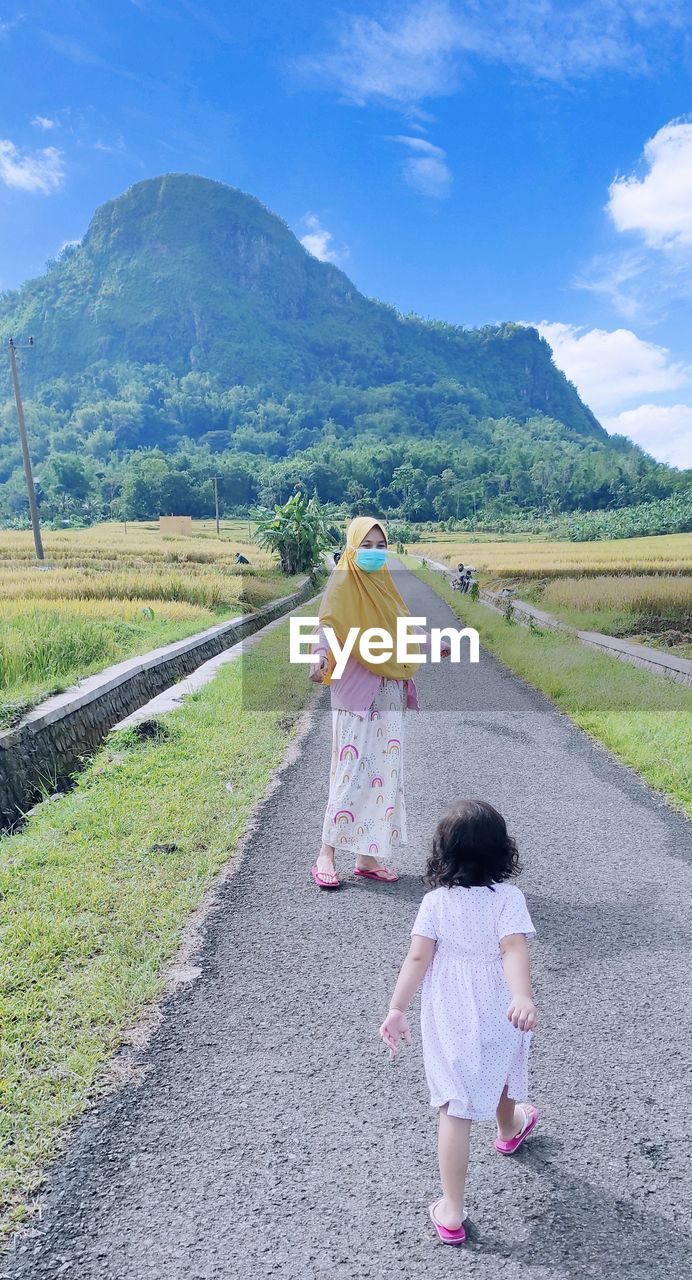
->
426;799;520;889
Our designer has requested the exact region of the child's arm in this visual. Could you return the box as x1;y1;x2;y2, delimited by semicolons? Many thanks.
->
379;934;436;1057
500;934;538;1031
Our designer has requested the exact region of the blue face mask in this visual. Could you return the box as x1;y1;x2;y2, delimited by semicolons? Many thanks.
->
356;547;387;572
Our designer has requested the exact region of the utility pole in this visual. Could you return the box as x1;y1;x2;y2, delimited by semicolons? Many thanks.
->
212;476;220;536
8;338;44;561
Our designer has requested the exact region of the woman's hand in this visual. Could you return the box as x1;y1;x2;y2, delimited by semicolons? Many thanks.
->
309;654;329;684
379;1008;412;1058
507;996;538;1032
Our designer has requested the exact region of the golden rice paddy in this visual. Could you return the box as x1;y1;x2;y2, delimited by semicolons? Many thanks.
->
415;531;692;578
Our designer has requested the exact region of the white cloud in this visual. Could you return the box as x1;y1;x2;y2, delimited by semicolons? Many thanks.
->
389;135;445;157
574;251;651;320
301;4;690;199
389;133;452;197
607;119;692;250
31;115;56;130
301;2;461;108
403;153;452;197
536;321;688;413
534;321;692;467
0;139;65;194
601;403;692;468
91;137;127;154
41;32;105;67
576;118;692;319
301;2;692;109
299;213;347;264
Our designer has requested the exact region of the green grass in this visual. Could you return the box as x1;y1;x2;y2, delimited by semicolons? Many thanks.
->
413;564;692;818
0;608;315;1233
0;606;240;729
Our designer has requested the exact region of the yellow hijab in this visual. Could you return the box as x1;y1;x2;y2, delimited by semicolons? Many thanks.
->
319;516;422;682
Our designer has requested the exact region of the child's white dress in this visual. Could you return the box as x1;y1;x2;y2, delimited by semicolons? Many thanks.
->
412;883;536;1121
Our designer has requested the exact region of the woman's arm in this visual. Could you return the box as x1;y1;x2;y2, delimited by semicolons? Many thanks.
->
379;934;436;1056
309;625;330;683
412;624;451;660
500;934;538;1031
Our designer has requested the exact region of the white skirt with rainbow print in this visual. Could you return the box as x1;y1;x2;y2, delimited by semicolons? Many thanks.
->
321;678;407;863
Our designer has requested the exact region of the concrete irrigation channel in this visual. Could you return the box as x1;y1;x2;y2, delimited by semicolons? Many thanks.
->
4;565;692;1280
0;577;315;831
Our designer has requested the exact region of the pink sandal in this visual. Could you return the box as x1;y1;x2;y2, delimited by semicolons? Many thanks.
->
429;1201;466;1246
353;865;399;883
495;1103;539;1155
310;866;341;891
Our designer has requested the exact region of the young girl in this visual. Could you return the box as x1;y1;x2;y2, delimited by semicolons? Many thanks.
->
380;799;538;1246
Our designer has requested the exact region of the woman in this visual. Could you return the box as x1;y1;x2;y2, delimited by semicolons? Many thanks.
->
309;517;447;890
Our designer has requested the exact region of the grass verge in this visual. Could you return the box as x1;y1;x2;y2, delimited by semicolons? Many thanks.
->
0;607;315;1234
413;563;692;818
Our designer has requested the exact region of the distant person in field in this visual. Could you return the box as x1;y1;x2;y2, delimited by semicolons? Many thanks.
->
380;800;539;1246
235;552;250;565
333;550;341;565
308;516;451;890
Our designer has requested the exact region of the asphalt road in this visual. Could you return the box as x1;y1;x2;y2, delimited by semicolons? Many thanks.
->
5;566;692;1280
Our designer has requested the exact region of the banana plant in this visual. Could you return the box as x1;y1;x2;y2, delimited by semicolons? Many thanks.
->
253;491;334;575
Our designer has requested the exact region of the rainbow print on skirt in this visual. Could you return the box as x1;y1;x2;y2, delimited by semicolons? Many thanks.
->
322;679;407;861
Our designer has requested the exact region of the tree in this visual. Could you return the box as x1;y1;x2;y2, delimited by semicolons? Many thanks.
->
120;452;170;519
40;452;93;520
159;471;196;515
254;491;332;575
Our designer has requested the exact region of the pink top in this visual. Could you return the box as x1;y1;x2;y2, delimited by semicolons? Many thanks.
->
312;625;427;718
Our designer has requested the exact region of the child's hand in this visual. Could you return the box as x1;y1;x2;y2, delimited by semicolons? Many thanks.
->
379;1008;412;1058
507;996;538;1032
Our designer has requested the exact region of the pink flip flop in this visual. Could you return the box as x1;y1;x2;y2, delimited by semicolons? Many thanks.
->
429;1202;466;1246
353;865;399;883
310;866;340;891
494;1103;539;1155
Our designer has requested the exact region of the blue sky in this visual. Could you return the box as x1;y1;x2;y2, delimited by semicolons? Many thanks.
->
1;1;691;465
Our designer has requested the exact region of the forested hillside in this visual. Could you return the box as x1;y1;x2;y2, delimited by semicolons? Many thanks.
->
0;174;686;524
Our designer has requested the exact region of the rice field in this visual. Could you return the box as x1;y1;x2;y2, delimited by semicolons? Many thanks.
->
523;573;692;653
0;520;298;725
414;531;692;578
413;529;692;656
541;574;691;626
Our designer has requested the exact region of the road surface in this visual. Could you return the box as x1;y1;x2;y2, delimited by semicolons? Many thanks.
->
5;566;692;1279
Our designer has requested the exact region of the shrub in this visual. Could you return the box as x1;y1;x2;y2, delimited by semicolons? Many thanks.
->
388;522;421;544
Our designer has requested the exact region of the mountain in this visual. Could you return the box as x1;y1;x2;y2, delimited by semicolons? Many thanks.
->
0;174;683;525
1;173;600;433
